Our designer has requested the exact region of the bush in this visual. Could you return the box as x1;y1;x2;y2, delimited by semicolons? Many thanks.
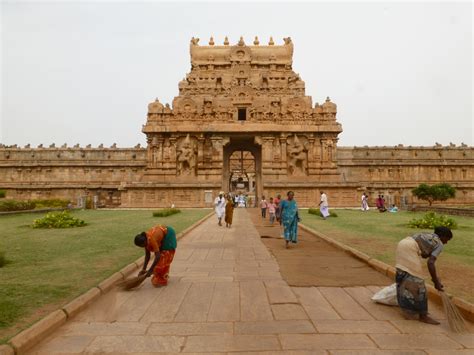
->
0;200;36;212
32;211;86;228
308;208;338;217
152;208;181;217
408;212;458;229
0;190;6;198
0;251;6;267
32;199;70;209
412;183;456;206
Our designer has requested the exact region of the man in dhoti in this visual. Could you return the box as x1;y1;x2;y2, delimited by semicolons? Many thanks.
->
214;191;226;226
319;191;330;219
395;226;453;324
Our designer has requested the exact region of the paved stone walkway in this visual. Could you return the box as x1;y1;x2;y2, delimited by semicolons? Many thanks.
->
28;209;473;354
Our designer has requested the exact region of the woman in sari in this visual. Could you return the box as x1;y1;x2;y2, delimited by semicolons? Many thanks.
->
224;195;234;228
279;191;300;248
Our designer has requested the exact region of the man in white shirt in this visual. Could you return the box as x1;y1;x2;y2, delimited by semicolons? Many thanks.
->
214;191;226;226
319;191;330;220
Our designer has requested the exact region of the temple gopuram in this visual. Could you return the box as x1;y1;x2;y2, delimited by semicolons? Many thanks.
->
0;37;473;207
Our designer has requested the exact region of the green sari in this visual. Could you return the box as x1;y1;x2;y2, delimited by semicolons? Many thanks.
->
280;199;299;243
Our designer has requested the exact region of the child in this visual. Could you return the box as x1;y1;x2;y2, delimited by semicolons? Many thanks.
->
268;197;276;225
260;196;268;218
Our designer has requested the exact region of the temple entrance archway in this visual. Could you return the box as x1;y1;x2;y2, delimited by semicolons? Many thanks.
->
223;138;261;207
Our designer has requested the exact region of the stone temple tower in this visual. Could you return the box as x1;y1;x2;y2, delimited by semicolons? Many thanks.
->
134;36;343;206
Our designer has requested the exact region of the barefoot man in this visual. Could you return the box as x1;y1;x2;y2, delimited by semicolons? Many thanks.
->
134;224;177;287
395;226;453;324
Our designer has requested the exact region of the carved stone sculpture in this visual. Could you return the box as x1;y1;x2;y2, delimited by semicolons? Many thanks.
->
287;135;307;176
176;135;196;175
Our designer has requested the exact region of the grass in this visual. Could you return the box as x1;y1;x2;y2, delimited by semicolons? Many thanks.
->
0;208;210;343
301;209;474;302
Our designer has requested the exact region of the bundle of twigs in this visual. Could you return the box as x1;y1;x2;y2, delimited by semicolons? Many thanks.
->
117;274;147;291
440;292;467;333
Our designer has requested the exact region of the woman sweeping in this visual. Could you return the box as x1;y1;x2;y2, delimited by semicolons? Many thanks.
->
279;191;300;249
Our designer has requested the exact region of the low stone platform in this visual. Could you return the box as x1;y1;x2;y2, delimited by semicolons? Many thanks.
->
27;209;473;354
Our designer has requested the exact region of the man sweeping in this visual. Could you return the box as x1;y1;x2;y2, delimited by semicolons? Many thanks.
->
395;226;453;324
134;224;177;287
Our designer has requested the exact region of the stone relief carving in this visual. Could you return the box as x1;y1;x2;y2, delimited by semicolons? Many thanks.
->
176;134;197;176
287;135;308;176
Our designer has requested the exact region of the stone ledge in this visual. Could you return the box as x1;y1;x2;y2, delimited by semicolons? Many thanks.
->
62;287;101;318
0;345;14;355
119;262;139;277
299;223;474;322
97;272;124;293
8;310;67;354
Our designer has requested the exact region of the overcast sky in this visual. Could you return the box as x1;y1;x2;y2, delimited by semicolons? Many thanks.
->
1;1;472;148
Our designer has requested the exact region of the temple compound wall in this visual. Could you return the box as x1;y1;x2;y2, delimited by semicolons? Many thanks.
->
1;37;473;208
1;144;472;208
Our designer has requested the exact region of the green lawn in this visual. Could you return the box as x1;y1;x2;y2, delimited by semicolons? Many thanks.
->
301;209;474;302
0;209;210;343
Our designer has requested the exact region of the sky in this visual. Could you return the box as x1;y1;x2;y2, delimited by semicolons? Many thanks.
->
1;1;473;148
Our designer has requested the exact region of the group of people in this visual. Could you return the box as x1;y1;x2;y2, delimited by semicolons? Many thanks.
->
361;193;398;213
214;191;236;228
259;195;281;225
259;192;304;248
130;189;454;329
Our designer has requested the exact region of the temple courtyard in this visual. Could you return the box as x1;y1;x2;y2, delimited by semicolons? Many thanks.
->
24;208;473;354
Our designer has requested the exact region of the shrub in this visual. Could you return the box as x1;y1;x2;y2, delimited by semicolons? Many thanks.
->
32;199;70;209
0;190;6;198
152;208;181;217
0;200;36;212
32;211;86;228
408;212;458;229
308;208;338;217
0;251;6;267
412;183;456;206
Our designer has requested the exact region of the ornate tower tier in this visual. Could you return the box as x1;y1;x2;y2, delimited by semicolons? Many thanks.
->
140;37;343;205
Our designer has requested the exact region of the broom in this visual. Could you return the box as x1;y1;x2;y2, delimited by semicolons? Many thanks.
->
117;273;147;291
440;291;467;333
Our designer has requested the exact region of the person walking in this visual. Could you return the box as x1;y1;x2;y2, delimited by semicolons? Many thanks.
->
319;191;330;219
268;197;276;226
274;194;282;222
361;193;369;211
280;191;300;248
260;196;268;218
214;191;226;226
224;194;234;228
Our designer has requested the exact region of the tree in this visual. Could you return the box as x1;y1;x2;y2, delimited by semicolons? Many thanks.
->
412;183;456;206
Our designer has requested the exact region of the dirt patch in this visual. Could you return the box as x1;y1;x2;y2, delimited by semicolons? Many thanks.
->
247;208;391;287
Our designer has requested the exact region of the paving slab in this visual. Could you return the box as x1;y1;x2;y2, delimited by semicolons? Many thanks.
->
314;320;400;334
234;320;315;334
292;287;341;320
207;282;240;321
280;334;377;350
369;333;463;350
183;334;281;352
24;209;471;354
271;304;309;320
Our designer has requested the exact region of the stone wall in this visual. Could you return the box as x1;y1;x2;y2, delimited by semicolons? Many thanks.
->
1;144;472;208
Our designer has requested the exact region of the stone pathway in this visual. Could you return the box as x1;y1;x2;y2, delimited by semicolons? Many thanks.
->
28;209;473;354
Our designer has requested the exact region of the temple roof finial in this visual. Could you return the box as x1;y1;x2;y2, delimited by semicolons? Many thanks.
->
209;36;214;46
238;36;245;46
253;36;259;45
269;36;274;45
223;36;229;45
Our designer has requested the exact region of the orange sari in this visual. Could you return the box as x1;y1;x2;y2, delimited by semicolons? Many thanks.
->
146;225;176;286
